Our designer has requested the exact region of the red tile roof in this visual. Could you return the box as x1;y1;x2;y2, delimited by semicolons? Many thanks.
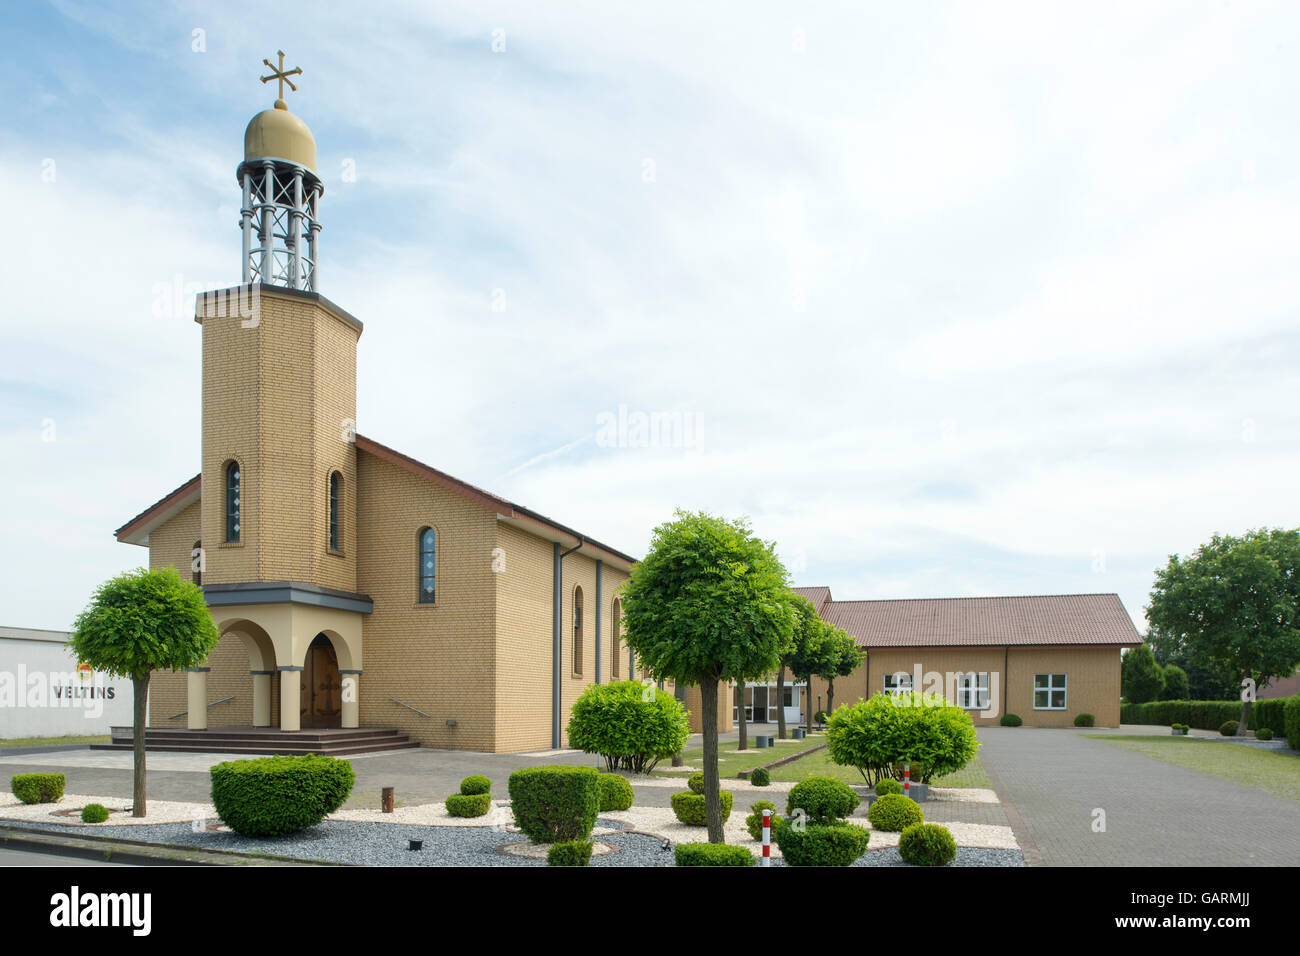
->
794;589;1142;648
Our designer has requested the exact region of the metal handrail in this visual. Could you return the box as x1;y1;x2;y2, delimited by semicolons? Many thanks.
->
389;696;430;718
167;696;235;720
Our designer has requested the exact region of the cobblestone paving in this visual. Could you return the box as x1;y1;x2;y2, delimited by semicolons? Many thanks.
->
976;727;1300;866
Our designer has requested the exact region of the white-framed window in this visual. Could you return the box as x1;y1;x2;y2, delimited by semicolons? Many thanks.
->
955;672;990;710
884;672;913;695
1033;673;1067;710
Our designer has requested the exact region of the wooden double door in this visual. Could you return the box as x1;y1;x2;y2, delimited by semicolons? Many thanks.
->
300;633;342;729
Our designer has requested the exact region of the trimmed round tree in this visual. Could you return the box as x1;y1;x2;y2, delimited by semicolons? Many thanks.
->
819;627;864;719
566;679;690;773
70;567;219;816
621;510;795;843
785;598;838;736
826;691;978;786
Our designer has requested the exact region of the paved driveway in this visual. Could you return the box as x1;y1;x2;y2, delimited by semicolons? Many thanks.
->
977;727;1300;866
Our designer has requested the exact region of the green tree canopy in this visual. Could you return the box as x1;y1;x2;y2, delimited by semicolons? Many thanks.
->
819;626;864;718
1121;643;1165;704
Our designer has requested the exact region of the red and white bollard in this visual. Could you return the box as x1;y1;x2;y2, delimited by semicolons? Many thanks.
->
761;809;771;867
904;763;911;796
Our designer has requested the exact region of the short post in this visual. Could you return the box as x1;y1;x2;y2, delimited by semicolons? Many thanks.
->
381;787;394;813
761;809;771;867
903;763;911;796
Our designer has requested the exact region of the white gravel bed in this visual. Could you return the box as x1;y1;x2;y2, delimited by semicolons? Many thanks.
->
639;775;797;793
927;787;1000;803
863;822;1018;850
0;791;214;826
331;800;516;828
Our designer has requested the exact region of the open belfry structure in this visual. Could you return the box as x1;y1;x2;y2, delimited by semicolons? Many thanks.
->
113;55;729;754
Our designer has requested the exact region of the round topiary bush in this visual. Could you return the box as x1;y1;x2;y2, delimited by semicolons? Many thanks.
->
1256;728;1274;741
211;755;355;837
1074;713;1095;727
80;803;110;824
508;766;601;844
875;778;902;797
675;842;755;866
866;793;924;832
546;839;594;867
745;799;782;841
566;680;691;773
785;776;859;824
459;774;491;796
688;772;705;794
897;822;957;866
11;773;66;805
1001;713;1022;727
597;773;634;812
670;790;733;826
1219;720;1239;736
750;767;771;787
445;792;492;817
826;692;978;786
773;820;870;866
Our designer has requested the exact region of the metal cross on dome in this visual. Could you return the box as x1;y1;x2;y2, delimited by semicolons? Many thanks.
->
260;50;302;101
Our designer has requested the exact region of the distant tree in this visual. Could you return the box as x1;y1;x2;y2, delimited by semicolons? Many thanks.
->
70;567;218;816
621;511;795;842
1148;626;1238;700
1160;664;1189;700
820;628;864;718
776;595;822;740
785;598;839;735
1121;643;1165;704
1147;528;1300;735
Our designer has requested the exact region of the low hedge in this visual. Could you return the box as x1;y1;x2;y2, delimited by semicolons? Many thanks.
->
11;773;65;805
773;820;870;866
875;778;902;796
1286;694;1300;751
785;776;859;825
1121;698;1290;733
898;822;957;866
670;790;733;826
866;793;924;832
508;766;600;844
750;768;771;787
1000;714;1022;727
547;840;594;867
80;803;110;824
445;793;492;817
597;773;634;812
211;755;355;837
675;842;755;867
459;774;491;796
745;799;782;841
1074;713;1095;727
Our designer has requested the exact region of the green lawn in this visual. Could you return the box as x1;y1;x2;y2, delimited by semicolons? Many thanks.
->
0;734;110;749
657;735;828;777
1086;734;1300;804
769;747;991;789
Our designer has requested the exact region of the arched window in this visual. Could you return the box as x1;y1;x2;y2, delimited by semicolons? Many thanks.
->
610;599;621;680
417;527;437;604
328;471;341;551
224;461;242;542
192;541;202;586
572;586;584;676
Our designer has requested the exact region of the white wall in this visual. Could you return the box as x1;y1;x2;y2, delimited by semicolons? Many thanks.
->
0;627;135;738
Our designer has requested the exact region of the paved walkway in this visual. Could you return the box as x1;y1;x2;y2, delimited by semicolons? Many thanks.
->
976;726;1300;866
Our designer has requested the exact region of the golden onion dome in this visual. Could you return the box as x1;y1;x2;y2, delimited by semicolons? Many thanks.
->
244;98;317;172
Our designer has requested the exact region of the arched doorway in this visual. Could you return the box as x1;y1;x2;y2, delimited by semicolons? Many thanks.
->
300;633;343;729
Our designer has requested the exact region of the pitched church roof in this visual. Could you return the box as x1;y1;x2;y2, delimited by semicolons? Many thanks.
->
793;586;1141;649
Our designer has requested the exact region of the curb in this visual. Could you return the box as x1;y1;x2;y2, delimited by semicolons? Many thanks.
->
0;825;337;867
737;742;827;779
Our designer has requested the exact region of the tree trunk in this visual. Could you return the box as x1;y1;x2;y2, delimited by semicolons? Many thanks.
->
736;682;748;752
804;676;812;734
827;676;835;720
1238;687;1253;737
132;673;149;817
672;684;687;766
776;665;787;739
699;677;723;843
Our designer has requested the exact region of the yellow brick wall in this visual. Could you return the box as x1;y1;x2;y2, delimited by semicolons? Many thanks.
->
145;501;200;726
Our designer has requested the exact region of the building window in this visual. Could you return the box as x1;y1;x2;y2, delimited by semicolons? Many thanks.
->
610;599;621;680
224;461;241;542
572;586;584;676
955;672;990;710
328;471;341;551
884;672;913;695
417;527;436;604
1034;673;1067;710
192;541;202;586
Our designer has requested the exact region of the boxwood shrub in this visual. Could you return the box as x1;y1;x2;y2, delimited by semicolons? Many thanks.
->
1256;728;1274;741
565;679;691;773
1000;713;1022;727
1219;720;1239;737
80;803;110;824
866;793;924;831
11;773;66;805
508;765;600;844
445;792;492;817
1074;713;1095;727
546;839;594;867
745;799;782;841
875;778;902;796
898;822;957;866
750;767;771;786
785;776;859;824
459;774;491;796
211;755;355;837
597;773;634;812
675;842;755;866
670;790;733;826
688;772;705;794
773;820;870;866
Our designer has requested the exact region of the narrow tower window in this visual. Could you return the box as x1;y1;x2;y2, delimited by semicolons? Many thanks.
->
328;471;341;551
573;586;584;676
610;599;621;680
418;527;437;604
225;461;242;542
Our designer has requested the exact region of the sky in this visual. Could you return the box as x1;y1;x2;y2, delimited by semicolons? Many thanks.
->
1;0;1297;632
